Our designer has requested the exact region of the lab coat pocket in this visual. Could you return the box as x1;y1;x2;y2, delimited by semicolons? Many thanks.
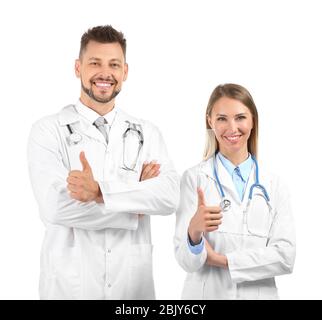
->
181;280;205;300
65;139;105;172
237;281;260;299
129;244;155;299
50;247;82;299
65;141;86;171
259;285;279;300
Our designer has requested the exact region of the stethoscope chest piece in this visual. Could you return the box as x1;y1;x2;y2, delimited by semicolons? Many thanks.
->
220;199;231;212
66;124;82;145
69;132;82;144
213;154;270;218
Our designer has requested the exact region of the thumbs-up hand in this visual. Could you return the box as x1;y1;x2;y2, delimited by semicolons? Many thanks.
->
79;151;91;173
188;188;222;245
67;151;103;203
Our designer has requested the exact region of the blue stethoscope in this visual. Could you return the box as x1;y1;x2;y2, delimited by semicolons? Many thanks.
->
213;154;270;212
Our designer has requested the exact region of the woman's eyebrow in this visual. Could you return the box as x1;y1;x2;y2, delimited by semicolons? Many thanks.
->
235;113;247;116
215;113;227;117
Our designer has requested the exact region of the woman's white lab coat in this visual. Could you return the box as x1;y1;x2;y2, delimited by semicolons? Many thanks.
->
27;103;180;299
174;157;296;300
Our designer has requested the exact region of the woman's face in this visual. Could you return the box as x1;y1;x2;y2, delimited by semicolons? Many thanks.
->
208;96;253;156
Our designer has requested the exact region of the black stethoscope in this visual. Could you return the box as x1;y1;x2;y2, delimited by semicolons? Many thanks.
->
66;120;144;171
66;124;82;144
121;121;144;171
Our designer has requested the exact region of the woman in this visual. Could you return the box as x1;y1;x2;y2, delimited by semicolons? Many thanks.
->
174;83;296;299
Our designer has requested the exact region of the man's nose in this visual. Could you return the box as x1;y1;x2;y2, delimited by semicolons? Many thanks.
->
97;65;113;78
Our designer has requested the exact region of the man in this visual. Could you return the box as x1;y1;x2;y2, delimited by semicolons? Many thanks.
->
27;25;180;299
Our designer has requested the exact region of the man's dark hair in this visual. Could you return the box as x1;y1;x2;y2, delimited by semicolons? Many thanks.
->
79;25;126;59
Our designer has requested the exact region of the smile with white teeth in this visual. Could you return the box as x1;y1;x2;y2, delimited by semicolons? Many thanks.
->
224;135;242;142
94;82;113;88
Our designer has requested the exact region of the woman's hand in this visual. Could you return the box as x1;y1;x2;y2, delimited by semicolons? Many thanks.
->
205;239;228;269
188;188;222;244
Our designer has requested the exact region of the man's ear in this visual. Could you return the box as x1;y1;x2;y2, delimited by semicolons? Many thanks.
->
75;59;81;78
123;63;129;81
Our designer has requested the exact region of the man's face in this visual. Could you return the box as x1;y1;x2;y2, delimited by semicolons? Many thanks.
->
75;41;128;105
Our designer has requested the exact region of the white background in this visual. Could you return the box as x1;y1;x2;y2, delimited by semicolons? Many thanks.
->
0;0;321;299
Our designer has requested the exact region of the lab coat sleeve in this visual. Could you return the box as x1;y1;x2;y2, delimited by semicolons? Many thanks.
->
226;176;296;283
27;119;138;231
174;169;207;272
98;124;180;216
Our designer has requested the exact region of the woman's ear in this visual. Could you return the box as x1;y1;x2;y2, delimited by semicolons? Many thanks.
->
207;115;213;129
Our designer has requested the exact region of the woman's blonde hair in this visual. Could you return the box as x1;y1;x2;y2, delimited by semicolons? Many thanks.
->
203;83;258;160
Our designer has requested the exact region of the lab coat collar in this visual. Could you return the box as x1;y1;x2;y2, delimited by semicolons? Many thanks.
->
200;155;239;190
57;102;135;145
58;101;119;126
199;156;215;179
200;154;256;205
75;100;101;125
58;104;81;125
217;152;253;183
57;103;104;144
75;99;118;125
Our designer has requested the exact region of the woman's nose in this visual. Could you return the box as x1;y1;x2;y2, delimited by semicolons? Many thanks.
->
227;120;238;132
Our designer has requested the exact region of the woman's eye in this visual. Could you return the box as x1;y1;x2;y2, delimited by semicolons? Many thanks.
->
236;116;246;120
216;117;226;121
